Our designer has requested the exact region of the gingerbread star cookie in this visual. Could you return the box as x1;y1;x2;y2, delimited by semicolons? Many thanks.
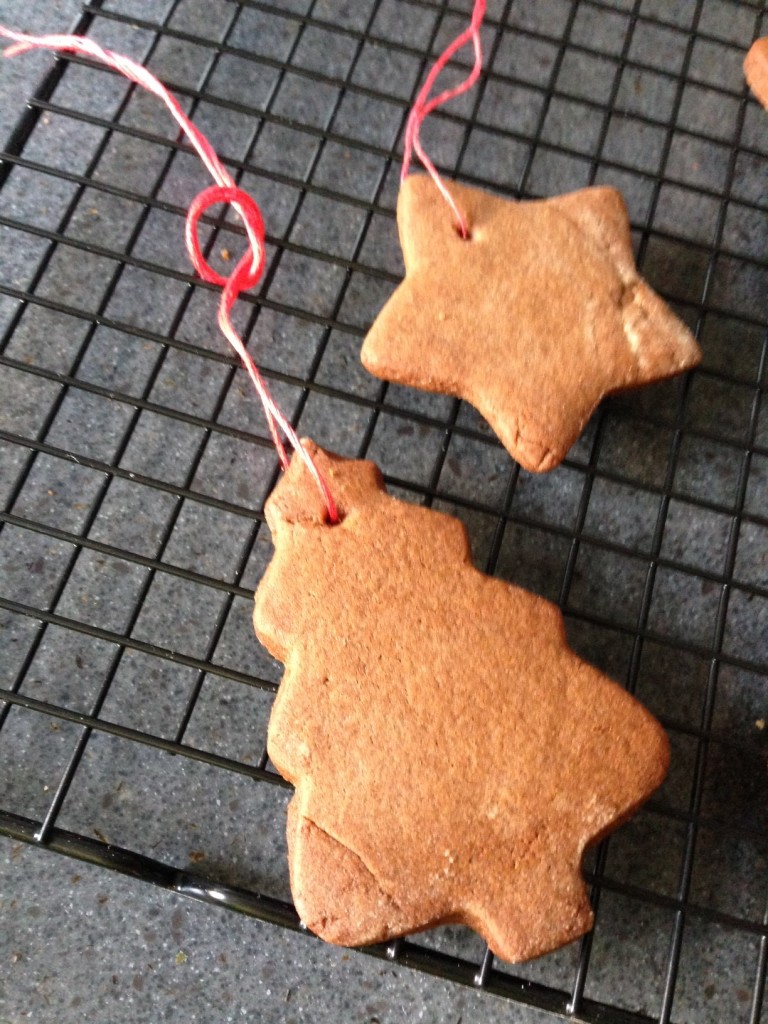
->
254;441;670;963
745;37;768;108
362;175;701;472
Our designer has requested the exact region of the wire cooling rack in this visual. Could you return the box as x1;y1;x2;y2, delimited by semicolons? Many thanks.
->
0;1;766;1021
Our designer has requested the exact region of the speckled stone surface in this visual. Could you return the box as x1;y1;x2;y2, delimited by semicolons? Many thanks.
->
0;1;84;140
1;841;553;1024
0;1;767;1023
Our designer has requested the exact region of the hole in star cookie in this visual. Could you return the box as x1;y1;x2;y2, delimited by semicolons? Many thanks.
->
324;508;346;527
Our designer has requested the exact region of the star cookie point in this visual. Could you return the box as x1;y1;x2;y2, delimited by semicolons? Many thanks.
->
745;37;768;108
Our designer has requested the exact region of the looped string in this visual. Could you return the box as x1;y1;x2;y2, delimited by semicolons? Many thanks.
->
0;26;340;524
401;0;487;239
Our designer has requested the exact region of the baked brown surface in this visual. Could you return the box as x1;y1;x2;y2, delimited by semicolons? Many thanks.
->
254;441;670;963
745;37;768;108
362;175;701;473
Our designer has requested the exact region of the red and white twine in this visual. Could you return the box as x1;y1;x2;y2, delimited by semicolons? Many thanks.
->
0;26;339;523
401;0;487;239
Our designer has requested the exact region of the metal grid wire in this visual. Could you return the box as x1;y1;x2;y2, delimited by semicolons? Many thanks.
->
0;0;766;1020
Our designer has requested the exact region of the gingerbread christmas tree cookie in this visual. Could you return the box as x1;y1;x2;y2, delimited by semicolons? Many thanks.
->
362;175;701;472
254;441;670;962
